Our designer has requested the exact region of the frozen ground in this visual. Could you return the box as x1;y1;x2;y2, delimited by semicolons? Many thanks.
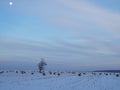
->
0;71;120;90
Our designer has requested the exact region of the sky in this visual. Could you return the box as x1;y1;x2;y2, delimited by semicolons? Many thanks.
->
0;0;120;71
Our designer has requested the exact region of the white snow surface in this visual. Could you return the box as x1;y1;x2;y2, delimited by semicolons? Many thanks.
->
0;71;120;90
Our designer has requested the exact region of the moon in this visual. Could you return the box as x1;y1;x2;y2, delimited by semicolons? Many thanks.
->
9;1;13;6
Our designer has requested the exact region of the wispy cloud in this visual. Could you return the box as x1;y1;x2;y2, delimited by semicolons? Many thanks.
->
10;0;120;38
0;37;120;60
55;0;120;31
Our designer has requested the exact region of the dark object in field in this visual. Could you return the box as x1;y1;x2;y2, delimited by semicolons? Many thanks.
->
57;73;60;76
116;74;119;77
61;72;64;74
109;73;112;75
78;73;81;76
72;72;76;74
49;71;52;75
42;73;46;76
0;71;4;74
53;72;56;75
31;72;34;75
99;73;102;75
92;72;96;75
105;73;108;76
21;71;26;74
83;73;86;75
16;71;18;73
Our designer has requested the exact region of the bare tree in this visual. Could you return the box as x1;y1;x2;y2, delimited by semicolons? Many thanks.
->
38;58;47;73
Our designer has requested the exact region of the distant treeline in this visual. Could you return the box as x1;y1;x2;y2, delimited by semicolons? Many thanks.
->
94;70;120;73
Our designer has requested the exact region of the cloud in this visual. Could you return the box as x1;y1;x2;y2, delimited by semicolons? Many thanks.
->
9;0;120;38
55;0;120;32
0;37;120;59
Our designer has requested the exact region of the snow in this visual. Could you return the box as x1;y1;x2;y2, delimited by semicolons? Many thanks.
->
0;71;120;90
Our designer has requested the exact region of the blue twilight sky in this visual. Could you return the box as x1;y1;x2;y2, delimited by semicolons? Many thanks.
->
0;0;120;71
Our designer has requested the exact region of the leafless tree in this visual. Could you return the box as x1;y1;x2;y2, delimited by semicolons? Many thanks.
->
38;58;47;73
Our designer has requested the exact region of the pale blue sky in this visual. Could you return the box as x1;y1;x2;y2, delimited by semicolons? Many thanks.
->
0;0;120;71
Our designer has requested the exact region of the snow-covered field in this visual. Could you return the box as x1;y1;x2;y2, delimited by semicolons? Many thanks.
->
0;71;120;90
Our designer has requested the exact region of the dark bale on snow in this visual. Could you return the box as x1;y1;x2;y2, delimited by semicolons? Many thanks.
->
21;71;26;74
83;73;86;75
49;71;52;75
0;71;4;74
99;73;102;75
78;73;81;76
57;73;60;76
16;71;18;73
31;72;34;75
42;72;46;76
53;72;56;75
105;73;108;76
116;74;119;77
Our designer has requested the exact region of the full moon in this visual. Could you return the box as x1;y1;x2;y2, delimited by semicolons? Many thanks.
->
9;2;13;6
